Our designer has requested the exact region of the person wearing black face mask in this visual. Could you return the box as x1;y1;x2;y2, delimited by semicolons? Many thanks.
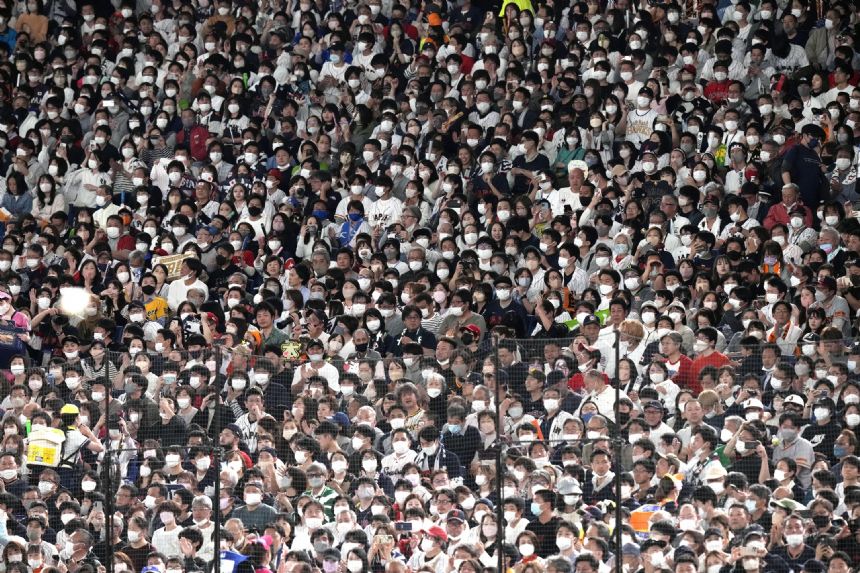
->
247;203;263;218
781;124;825;210
808;500;838;537
208;245;243;295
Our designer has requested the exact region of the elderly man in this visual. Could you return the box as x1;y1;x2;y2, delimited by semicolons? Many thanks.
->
576;369;625;422
764;183;813;230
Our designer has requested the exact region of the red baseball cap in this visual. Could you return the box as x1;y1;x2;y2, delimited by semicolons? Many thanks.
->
423;525;448;542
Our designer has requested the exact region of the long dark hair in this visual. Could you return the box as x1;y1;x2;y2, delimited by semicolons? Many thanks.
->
36;175;57;206
5;172;26;196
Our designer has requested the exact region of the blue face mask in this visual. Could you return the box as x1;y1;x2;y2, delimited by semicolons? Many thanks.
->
348;212;363;222
312;209;328;220
448;424;461;433
835;444;847;458
530;501;542;515
581;412;594;424
809;137;820;149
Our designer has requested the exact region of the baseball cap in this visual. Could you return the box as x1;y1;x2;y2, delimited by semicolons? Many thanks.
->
742;398;764;410
447;509;466;523
462;324;481;337
644;400;664;411
569;159;588;173
770;498;806;511
611;164;628;178
423;525;448;542
581;314;600;326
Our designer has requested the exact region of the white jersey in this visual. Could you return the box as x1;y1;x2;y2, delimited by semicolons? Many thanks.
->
625;108;657;145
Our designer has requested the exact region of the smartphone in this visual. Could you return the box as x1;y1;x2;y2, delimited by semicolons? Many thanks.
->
740;547;758;557
374;534;393;544
743;441;759;451
395;522;412;531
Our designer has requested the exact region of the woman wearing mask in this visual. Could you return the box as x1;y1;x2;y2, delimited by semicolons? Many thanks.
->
31;174;65;224
416;160;441;198
82;340;118;385
295;215;325;260
842;403;860;435
585;112;616;165
552;125;585;180
645;360;680;414
759;240;791;282
221;96;250;145
828;147;858;204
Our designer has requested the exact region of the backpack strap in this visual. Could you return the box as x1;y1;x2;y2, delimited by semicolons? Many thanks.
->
57;438;88;468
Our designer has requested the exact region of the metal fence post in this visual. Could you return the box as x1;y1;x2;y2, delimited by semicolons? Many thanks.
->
213;345;222;573
105;350;114;573
493;337;505;573
614;330;623;573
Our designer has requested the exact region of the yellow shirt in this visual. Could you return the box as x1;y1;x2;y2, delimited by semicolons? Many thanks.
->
145;297;169;323
498;0;534;16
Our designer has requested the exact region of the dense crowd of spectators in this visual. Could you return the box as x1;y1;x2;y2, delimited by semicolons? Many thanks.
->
0;1;859;573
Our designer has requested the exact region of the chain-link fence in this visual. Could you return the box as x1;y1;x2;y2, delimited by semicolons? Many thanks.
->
3;324;856;571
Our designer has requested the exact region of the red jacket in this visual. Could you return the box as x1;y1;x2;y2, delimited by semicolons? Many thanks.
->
668;354;698;395
763;201;813;230
175;124;210;162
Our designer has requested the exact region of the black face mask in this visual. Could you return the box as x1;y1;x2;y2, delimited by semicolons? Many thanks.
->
354;342;368;353
812;514;830;528
141;284;156;295
248;206;263;217
216;255;228;266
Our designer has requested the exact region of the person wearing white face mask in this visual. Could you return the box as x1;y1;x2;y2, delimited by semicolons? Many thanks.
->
678;426;722;485
719;196;757;241
230;482;278;531
381;427;417;480
768;513;815;568
533;387;576;447
0;290;30;342
32;174;66;224
622;87;659;146
67;149;112;208
406;526;448;573
149;501;183;558
413;424;464;481
828;148;857;204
